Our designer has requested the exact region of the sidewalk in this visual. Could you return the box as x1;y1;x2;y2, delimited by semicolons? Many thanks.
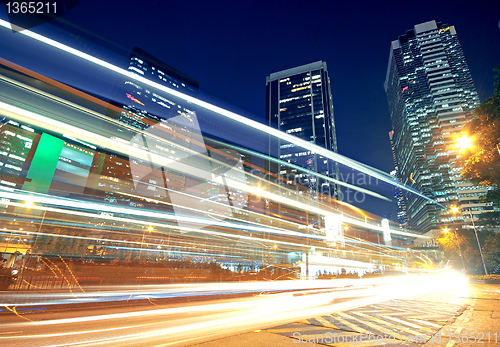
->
424;283;500;347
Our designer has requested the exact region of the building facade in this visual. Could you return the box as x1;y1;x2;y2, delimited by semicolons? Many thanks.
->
385;20;490;236
265;61;339;209
92;47;202;208
389;130;409;228
0;47;254;263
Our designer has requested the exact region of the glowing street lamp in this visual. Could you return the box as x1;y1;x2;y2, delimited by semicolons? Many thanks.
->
455;134;473;152
455;132;499;156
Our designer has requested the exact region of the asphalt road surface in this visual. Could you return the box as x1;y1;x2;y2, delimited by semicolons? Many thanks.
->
0;274;474;346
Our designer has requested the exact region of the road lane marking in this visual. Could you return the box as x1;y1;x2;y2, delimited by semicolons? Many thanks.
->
314;316;341;329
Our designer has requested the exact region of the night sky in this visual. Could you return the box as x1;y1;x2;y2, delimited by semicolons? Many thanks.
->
1;0;499;217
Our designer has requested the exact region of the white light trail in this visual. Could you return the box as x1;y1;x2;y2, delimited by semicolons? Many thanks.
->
0;275;467;346
0;95;425;238
0;189;323;240
3;199;407;266
1;200;327;255
208;138;391;202
1;180;428;240
0;18;441;207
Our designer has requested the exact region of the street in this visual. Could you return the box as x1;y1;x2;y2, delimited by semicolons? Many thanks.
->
2;274;496;347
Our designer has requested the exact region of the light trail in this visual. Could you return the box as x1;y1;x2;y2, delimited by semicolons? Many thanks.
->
0;276;411;306
207;138;391;202
0;178;429;243
0;275;467;347
1;180;415;265
2;207;419;273
0;138;427;241
1;201;395;265
0;64;427;239
0;189;324;240
3;184;423;265
116;188;310;233
0;18;443;208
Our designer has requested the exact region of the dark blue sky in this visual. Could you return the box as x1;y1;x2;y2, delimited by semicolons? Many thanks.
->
1;0;499;217
55;1;500;167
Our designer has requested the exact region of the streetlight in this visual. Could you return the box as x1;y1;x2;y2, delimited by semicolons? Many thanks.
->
450;206;488;275
452;136;490;274
456;130;500;156
443;227;465;271
455;134;473;151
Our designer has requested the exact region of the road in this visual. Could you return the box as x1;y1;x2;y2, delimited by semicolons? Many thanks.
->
0;274;472;346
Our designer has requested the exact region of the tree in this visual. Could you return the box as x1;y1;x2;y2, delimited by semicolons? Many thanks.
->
436;229;485;274
460;67;500;203
436;231;462;260
483;233;500;274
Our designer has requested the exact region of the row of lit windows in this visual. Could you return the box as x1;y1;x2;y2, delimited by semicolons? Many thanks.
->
128;66;144;75
279;94;310;104
2;163;22;171
285;127;302;134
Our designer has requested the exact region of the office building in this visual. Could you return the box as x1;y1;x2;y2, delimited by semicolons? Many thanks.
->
265;61;339;209
389;130;408;228
0;49;253;263
385;20;489;236
89;47;202;207
0;119;37;191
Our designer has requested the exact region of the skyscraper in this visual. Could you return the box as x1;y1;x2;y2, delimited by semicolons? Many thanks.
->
389;130;408;228
89;47;202;208
385;20;488;236
265;61;339;206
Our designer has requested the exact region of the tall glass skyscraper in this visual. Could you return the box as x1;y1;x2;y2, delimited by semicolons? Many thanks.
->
266;61;338;205
90;47;201;208
385;20;489;237
389;130;408;228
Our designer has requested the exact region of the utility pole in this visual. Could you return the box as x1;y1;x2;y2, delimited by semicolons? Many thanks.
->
469;210;488;275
